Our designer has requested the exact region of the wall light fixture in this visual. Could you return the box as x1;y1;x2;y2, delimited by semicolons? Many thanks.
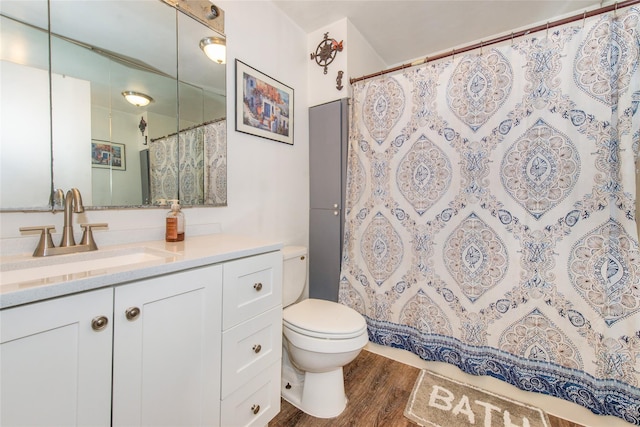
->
199;37;226;64
122;91;153;107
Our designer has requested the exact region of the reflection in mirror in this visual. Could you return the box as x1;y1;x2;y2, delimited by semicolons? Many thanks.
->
175;11;226;206
50;0;179;207
147;10;227;206
0;0;226;211
0;0;51;210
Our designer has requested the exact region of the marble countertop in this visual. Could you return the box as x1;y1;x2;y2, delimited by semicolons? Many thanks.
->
0;234;283;309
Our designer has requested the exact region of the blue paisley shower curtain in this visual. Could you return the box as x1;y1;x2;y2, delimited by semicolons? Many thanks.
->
338;7;640;424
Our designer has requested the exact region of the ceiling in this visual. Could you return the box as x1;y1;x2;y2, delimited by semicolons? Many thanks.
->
273;1;604;66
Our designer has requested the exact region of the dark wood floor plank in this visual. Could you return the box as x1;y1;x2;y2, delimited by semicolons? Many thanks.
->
269;349;583;427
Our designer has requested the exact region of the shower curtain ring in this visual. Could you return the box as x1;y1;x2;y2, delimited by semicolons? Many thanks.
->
546;22;549;39
583;11;587;28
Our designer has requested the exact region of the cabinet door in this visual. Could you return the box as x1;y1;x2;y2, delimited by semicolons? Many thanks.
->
1;288;113;427
309;207;343;301
112;265;222;427
309;99;347;210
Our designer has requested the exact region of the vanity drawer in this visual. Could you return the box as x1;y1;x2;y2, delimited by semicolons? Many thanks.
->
222;251;282;329
220;360;281;427
221;306;282;399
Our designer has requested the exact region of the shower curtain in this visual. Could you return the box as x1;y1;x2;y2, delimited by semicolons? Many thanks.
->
339;7;640;424
149;119;227;205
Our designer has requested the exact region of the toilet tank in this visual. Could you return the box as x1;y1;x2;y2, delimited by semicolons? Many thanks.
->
282;246;307;307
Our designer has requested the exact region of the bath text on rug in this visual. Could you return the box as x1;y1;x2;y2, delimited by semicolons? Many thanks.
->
429;385;531;427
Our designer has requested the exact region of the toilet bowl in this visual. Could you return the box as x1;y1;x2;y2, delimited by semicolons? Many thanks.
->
280;247;368;418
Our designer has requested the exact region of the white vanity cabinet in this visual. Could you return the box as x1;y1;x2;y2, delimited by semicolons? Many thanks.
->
0;288;114;426
220;251;283;427
0;243;283;427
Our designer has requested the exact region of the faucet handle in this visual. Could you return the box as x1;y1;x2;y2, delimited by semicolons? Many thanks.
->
19;225;56;257
80;223;108;251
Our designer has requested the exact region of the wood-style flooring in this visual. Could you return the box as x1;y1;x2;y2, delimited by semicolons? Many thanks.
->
269;349;583;427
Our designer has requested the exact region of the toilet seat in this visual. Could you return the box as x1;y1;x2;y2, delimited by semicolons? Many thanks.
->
283;298;367;339
283;321;369;354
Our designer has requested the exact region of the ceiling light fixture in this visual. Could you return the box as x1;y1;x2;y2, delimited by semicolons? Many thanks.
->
199;37;226;64
122;91;153;107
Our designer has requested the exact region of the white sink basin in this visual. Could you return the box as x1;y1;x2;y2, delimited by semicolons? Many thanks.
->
0;247;178;287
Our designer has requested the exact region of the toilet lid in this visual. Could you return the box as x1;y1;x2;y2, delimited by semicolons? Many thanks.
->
283;298;367;339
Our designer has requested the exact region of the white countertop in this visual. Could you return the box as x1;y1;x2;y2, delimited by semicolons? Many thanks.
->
0;234;283;309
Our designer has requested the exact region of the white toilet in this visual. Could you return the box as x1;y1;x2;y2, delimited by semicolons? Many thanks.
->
280;246;368;419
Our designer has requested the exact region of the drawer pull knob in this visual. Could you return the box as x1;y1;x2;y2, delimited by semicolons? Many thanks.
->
251;404;260;415
91;315;109;331
253;282;263;291
253;344;262;354
125;307;141;321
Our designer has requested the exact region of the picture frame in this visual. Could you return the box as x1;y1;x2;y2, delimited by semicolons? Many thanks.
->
235;59;294;145
91;140;126;170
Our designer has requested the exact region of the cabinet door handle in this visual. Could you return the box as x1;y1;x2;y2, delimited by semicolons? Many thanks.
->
252;344;262;354
125;306;141;321
91;315;109;331
251;404;260;415
253;282;263;291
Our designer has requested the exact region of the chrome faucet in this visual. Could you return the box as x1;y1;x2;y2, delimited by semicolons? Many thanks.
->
19;188;108;257
60;188;84;247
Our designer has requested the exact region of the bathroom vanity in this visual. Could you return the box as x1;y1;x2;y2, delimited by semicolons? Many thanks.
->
0;234;283;427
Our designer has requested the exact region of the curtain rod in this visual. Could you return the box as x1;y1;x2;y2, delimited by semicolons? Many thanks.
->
150;117;226;142
350;0;640;85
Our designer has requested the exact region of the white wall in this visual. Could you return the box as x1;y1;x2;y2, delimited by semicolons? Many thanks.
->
307;19;348;107
345;19;386;88
0;0;309;255
307;18;385;107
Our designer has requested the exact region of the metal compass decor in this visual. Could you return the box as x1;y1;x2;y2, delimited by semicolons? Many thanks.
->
310;32;343;74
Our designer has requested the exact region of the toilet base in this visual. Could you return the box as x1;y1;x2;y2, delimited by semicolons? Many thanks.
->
281;365;347;418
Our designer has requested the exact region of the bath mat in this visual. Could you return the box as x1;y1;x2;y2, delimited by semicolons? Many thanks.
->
404;370;551;427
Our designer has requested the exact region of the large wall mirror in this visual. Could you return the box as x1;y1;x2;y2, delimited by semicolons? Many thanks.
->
0;0;226;211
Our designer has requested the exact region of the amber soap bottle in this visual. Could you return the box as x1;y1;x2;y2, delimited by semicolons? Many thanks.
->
165;201;185;242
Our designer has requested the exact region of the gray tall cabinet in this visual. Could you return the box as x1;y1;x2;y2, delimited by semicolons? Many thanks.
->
309;98;349;302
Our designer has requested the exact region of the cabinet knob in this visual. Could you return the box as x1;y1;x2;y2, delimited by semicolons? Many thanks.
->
253;282;263;291
125;306;141;321
91;315;109;331
252;344;262;354
251;404;260;415
333;210;339;216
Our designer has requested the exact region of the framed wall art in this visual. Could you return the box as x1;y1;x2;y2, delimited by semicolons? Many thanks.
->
91;140;126;170
235;59;294;145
